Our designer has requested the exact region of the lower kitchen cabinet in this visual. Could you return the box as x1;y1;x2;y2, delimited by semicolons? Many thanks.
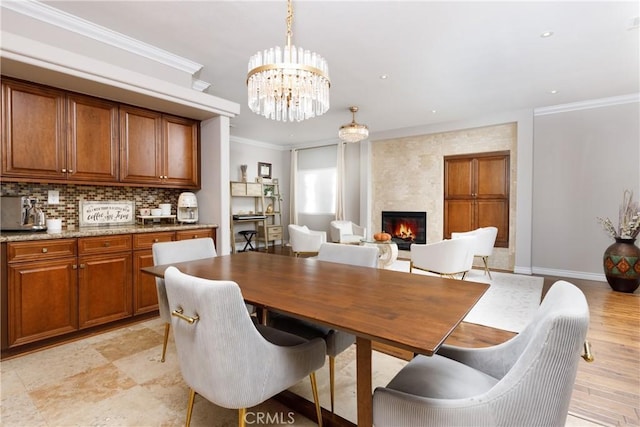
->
1;227;217;354
7;258;78;347
4;238;78;348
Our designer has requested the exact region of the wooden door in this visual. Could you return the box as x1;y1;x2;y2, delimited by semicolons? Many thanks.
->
119;106;162;185
67;94;119;182
162;115;199;188
1;79;66;180
444;151;509;247
78;252;132;329
7;258;78;347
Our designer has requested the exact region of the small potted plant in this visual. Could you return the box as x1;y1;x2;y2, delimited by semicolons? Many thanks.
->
597;190;640;293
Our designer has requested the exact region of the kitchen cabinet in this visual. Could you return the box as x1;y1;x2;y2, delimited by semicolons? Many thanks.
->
78;235;132;329
1;78;119;183
4;239;78;348
1;78;66;180
132;231;174;315
120;106;199;188
2;77;200;188
1;226;218;355
444;151;510;247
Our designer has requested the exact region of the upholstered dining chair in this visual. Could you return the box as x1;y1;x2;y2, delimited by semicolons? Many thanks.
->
452;226;499;279
373;280;591;427
329;220;366;244
410;236;476;279
288;224;327;256
152;238;217;362
163;266;326;427
269;242;379;413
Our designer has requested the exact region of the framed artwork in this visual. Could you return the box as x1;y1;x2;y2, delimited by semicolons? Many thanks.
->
258;162;272;179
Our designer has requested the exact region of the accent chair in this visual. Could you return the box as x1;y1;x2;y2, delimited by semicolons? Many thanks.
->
288;224;327;256
452;226;499;279
329;220;366;244
409;236;476;279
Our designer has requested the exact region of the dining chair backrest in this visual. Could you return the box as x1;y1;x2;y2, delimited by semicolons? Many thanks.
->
317;242;378;268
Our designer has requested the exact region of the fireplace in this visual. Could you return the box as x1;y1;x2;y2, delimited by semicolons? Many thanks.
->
382;211;427;250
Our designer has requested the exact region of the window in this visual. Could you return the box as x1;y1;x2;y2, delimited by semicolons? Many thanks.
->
296;145;337;215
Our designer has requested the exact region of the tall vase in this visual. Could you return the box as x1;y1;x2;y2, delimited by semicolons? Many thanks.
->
603;238;640;293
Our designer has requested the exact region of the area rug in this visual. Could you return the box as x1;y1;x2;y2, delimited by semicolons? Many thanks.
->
388;260;543;333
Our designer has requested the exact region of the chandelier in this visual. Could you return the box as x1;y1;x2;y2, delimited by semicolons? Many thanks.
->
247;0;330;122
338;106;369;143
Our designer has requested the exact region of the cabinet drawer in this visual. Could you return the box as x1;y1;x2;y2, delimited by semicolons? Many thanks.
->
78;235;132;255
133;232;175;250
7;239;77;263
175;228;213;241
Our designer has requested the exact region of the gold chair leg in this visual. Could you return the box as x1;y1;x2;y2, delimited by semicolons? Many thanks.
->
185;388;196;427
309;372;323;427
161;323;170;362
482;256;492;279
238;408;246;427
329;356;335;413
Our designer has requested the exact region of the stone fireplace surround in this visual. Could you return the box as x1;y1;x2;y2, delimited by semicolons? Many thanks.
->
371;122;517;271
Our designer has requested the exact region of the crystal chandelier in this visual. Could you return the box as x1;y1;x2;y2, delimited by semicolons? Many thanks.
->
247;0;330;122
338;106;369;143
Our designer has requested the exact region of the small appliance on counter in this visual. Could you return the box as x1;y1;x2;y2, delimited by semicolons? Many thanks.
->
177;192;198;223
1;196;47;231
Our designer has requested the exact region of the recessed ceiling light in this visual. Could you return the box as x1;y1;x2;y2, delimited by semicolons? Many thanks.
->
379;74;389;80
431;110;437;114
549;89;559;94
540;31;554;38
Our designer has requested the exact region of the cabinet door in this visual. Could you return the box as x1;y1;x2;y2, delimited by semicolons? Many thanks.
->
7;258;78;347
78;253;132;329
67;94;119;182
119;106;162;185
1;79;66;179
162;115;199;188
133;250;159;315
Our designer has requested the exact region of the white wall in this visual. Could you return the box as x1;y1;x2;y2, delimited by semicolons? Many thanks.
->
532;99;640;280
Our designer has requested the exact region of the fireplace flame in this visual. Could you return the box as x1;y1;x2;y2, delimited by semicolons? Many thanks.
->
394;223;416;241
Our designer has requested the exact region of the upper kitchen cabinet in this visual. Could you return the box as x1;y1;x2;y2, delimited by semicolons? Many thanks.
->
120;106;199;189
1;79;119;183
67;94;119;182
1;78;66;180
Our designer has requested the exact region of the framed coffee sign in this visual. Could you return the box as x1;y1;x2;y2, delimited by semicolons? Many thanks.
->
79;201;135;226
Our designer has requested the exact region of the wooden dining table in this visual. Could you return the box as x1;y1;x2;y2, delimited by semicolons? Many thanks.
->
142;251;489;427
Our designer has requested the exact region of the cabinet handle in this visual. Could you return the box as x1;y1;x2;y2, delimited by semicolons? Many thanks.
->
72;264;78;270
80;264;86;269
68;169;73;173
104;242;110;247
61;168;67;173
192;235;198;239
42;248;48;253
153;238;159;243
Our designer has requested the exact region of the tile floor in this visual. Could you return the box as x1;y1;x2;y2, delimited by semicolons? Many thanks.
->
1;317;602;426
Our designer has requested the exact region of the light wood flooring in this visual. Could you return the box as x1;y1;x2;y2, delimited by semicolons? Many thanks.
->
265;245;640;426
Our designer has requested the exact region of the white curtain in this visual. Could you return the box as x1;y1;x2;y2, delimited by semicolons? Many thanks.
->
289;148;298;225
335;141;346;220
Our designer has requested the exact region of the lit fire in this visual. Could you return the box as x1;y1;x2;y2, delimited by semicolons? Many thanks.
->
393;223;416;241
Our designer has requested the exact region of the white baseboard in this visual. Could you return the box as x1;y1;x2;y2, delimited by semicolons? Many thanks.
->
531;267;606;282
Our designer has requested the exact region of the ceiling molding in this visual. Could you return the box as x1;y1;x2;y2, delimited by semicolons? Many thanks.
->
534;93;640;116
2;0;205;76
192;79;211;92
230;135;291;151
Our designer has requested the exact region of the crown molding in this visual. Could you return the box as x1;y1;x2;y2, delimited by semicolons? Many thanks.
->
192;79;211;92
230;135;291;151
2;0;204;76
534;93;639;116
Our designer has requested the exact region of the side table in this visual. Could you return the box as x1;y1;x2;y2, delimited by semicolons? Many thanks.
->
361;240;399;269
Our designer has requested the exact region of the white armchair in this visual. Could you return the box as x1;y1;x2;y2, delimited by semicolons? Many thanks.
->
410;236;476;279
329;220;366;244
288;224;327;256
452;226;498;278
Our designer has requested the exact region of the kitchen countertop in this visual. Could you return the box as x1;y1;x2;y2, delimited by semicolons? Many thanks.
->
0;223;218;242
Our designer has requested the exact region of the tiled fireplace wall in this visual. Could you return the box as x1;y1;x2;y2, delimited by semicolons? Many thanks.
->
371;122;517;271
1;182;184;230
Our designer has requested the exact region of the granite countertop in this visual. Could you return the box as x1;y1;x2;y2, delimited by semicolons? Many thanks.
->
0;223;218;242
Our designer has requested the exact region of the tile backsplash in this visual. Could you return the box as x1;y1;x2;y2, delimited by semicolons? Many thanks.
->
1;182;184;229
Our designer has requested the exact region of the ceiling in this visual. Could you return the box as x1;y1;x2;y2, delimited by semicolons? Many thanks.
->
9;1;640;146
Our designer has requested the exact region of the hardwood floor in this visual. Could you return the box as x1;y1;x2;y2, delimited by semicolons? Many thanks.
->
263;245;640;426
